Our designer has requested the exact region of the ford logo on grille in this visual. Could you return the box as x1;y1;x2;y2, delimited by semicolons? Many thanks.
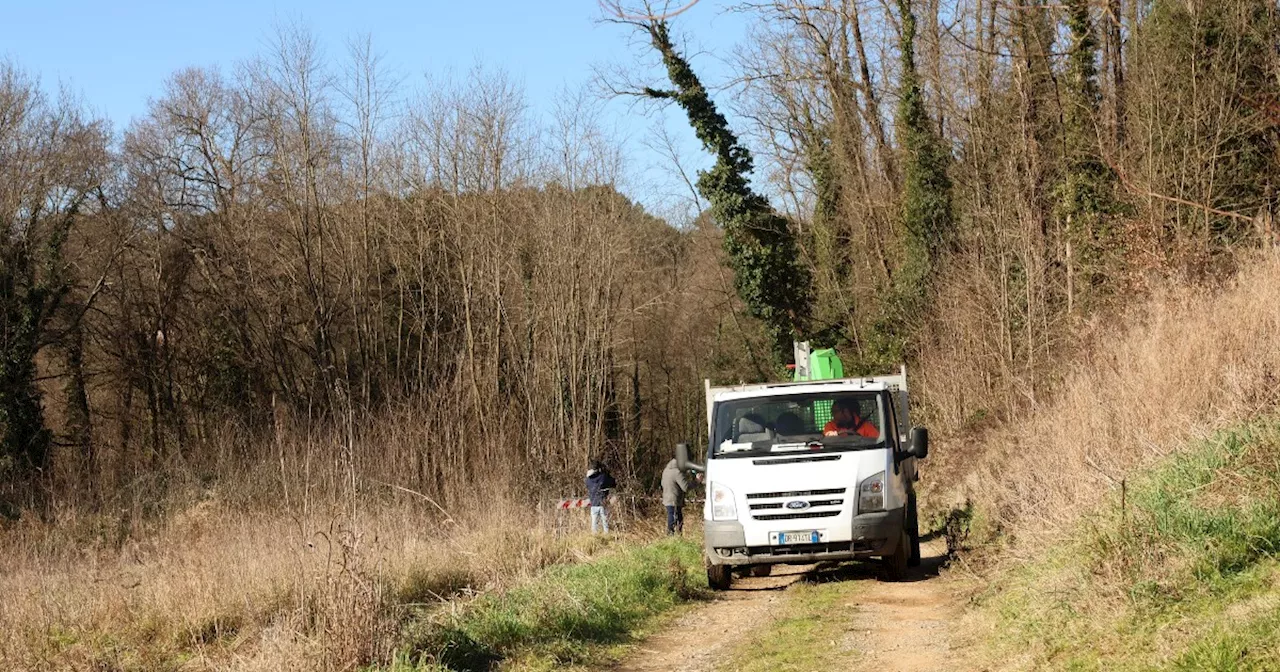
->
785;500;810;510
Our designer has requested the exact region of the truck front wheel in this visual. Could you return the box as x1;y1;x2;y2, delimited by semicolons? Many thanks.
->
707;561;732;590
881;529;909;582
907;495;922;568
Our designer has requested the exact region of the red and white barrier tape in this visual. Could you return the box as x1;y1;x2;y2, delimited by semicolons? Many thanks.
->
553;494;704;510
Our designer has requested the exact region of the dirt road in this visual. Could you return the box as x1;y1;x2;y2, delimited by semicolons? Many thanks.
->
615;536;960;672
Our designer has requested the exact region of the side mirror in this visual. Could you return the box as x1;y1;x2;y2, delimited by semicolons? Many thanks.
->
909;427;929;460
676;442;706;473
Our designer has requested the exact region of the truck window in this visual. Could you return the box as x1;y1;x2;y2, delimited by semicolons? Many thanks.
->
712;391;885;457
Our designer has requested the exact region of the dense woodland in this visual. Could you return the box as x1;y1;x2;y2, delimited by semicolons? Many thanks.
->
1;0;1277;516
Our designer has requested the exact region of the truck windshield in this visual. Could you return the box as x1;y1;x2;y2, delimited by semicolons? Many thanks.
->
711;391;884;457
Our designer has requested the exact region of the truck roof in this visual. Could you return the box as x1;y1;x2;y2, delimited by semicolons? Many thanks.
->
703;366;912;436
706;365;908;403
708;378;891;402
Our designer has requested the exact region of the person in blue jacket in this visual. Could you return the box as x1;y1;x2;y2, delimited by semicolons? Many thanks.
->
585;460;617;534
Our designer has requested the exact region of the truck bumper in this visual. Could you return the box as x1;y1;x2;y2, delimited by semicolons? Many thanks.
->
705;507;905;567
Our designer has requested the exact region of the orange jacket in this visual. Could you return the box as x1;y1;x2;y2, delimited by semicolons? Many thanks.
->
823;416;880;439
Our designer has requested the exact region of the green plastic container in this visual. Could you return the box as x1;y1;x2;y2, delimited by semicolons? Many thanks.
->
809;348;844;380
795;347;845;428
794;347;844;381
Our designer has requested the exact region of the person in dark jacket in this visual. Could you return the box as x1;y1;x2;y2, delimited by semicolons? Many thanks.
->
585;460;617;534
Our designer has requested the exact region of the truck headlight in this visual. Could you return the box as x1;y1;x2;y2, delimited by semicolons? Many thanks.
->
711;482;738;521
858;471;885;513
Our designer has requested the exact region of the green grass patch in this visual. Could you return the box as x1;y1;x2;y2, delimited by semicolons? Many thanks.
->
383;537;707;671
727;580;862;672
977;419;1280;670
1171;600;1280;672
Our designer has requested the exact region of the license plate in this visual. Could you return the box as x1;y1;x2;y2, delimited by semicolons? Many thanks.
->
773;530;820;545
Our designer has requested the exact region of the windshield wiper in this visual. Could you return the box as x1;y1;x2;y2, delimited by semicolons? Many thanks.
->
766;439;825;452
806;438;886;452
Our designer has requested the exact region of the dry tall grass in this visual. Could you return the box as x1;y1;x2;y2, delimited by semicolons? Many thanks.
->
924;251;1280;552
0;469;660;671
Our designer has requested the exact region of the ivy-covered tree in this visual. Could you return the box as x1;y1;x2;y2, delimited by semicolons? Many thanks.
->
641;20;813;364
804;128;853;348
1057;0;1118;311
870;0;955;366
0;210;76;478
0;64;104;490
897;0;954;283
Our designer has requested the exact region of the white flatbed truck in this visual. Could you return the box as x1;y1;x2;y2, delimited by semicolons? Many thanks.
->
676;364;929;588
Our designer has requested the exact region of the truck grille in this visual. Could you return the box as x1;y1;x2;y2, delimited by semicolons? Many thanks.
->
749;499;844;511
753;510;841;521
747;487;847;521
746;488;846;500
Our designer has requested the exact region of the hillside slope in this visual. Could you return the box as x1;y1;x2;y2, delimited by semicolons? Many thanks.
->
969;420;1280;669
927;253;1280;546
925;252;1280;669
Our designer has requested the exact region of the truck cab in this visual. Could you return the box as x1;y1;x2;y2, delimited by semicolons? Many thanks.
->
678;363;929;588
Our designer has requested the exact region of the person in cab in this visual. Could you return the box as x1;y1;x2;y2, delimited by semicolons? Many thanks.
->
823;398;879;439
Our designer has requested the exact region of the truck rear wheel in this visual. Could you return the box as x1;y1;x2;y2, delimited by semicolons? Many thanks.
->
749;564;772;577
881;529;909;582
707;561;732;590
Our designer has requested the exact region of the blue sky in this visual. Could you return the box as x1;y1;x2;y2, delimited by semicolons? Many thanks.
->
2;0;755;219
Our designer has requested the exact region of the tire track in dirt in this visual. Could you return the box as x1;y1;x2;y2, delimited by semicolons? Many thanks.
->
615;564;813;672
615;536;961;672
818;537;957;671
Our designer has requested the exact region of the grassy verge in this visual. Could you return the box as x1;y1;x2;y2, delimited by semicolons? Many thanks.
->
724;579;863;672
383;537;706;671
973;420;1280;670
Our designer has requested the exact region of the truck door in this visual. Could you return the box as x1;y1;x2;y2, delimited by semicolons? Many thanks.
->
885;392;916;483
